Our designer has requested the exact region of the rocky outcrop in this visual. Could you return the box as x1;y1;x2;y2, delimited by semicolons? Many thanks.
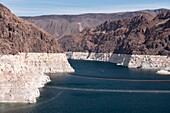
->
156;70;170;75
59;11;170;56
23;9;169;38
19;53;74;73
0;53;74;103
61;11;170;73
67;52;170;70
0;3;62;54
0;4;74;103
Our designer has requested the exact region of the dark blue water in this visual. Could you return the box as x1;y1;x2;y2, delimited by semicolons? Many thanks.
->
1;59;170;113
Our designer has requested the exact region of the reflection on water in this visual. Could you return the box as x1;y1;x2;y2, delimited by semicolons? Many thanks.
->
1;59;170;113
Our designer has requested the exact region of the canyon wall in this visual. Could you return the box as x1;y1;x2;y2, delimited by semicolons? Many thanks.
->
0;53;74;103
0;4;75;103
23;9;168;38
19;53;74;73
67;52;170;70
59;11;170;56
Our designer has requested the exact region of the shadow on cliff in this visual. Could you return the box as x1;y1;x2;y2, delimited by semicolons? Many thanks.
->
108;53;131;66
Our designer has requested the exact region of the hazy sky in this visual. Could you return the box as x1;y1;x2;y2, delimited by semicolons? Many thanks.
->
0;0;170;16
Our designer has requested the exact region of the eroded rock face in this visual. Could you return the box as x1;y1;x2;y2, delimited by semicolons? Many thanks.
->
0;3;63;54
67;52;170;70
0;54;49;103
59;11;170;55
19;53;74;73
0;4;74;103
0;53;74;103
23;9;169;38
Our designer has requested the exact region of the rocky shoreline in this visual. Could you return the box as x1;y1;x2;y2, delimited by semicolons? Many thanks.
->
0;2;169;104
0;3;75;103
156;70;170;75
66;52;170;74
0;53;74;103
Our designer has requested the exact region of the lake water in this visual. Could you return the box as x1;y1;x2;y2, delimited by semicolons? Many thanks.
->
1;59;170;113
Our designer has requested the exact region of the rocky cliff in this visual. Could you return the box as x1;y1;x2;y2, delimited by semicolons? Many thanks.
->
59;11;170;55
0;53;74;103
0;3;62;54
60;11;170;73
67;52;170;70
0;4;74;103
23;9;169;38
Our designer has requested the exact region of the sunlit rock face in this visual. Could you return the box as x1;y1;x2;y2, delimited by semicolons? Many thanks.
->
67;52;170;70
156;70;170;75
23;8;168;38
0;3;74;103
59;11;170;56
0;53;74;103
60;10;170;74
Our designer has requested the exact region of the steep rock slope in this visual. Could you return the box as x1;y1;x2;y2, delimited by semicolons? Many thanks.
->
59;11;170;55
23;9;169;38
0;4;62;54
0;4;74;103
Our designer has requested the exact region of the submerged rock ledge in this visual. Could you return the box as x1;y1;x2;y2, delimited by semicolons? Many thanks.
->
0;53;74;103
67;52;170;71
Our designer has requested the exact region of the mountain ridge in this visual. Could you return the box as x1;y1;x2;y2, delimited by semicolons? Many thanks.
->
58;10;170;55
22;8;169;38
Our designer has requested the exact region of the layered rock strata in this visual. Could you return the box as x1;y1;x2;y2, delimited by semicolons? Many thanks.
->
67;52;170;70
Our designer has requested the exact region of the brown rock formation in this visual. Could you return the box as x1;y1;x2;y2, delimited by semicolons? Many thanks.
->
0;3;63;54
23;9;169;38
0;4;74;103
59;11;170;55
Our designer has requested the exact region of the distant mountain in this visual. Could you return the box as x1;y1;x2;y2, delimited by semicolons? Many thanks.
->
0;3;62;54
58;10;170;55
22;9;169;38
